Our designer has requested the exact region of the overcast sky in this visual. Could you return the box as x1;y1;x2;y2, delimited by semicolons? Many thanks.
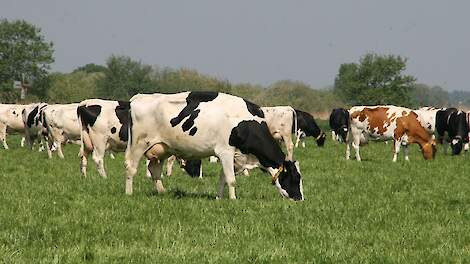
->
2;0;469;90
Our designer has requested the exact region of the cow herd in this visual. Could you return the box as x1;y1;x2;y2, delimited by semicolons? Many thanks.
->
1;92;468;202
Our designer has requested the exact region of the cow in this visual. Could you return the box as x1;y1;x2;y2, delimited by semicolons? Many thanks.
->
293;109;326;148
42;103;81;158
125;91;304;201
22;103;49;151
166;156;203;178
0;104;28;149
347;105;436;162
415;107;468;155
329;108;349;143
260;106;297;160
77;99;131;177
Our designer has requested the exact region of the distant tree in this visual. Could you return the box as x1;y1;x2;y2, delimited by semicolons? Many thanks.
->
0;19;54;102
47;71;103;103
97;55;155;100
410;83;449;108
154;67;231;94
73;63;107;74
334;53;416;106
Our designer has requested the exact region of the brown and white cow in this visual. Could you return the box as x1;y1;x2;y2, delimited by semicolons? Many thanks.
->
0;104;28;149
347;105;436;162
125;91;304;200
261;106;297;160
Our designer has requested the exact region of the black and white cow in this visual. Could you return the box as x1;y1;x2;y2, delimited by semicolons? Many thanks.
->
42;103;81;158
417;107;468;155
329;108;349;143
77;99;131;177
22;103;49;151
125;91;304;201
293;109;326;148
0;104;28;149
77;98;201;178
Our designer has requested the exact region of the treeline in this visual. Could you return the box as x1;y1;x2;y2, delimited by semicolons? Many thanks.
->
2;19;470;117
15;55;345;113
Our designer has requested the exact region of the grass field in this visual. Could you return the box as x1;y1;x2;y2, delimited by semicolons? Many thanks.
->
1;128;470;263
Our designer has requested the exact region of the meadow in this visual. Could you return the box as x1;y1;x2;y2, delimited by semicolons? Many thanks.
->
1;127;470;263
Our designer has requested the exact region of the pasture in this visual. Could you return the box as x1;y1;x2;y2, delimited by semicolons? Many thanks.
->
1;128;470;263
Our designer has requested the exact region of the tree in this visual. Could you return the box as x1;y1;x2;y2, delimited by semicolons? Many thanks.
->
97;55;155;100
73;63;107;74
0;19;54;101
334;53;416;106
46;71;103;103
410;83;449;108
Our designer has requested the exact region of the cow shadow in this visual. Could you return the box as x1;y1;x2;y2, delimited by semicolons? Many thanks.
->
148;188;215;200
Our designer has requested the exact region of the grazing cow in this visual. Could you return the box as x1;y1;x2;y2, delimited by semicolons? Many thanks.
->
166;156;203;178
261;106;297;160
293;109;326;148
348;105;436;162
125;91;304;201
22;103;49;150
42;103;81;158
77;99;131;177
0;104;28;149
416;107;468;155
329;108;349;143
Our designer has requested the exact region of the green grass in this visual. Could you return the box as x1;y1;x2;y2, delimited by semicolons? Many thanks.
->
1;133;470;263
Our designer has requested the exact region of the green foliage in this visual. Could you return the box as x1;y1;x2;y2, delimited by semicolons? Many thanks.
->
334;53;416;107
72;63;107;74
46;71;104;103
0;19;54;101
449;90;470;108
97;55;155;100
2;135;470;262
410;83;449;108
154;67;231;94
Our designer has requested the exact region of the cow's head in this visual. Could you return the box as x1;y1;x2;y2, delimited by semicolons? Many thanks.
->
316;132;326;147
272;160;304;201
421;140;437;160
451;137;464;155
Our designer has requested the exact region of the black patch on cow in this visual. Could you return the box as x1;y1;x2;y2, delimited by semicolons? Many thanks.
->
329;108;350;143
77;105;102;127
170;91;218;134
115;101;130;142
182;109;200;132
279;161;303;201
447;111;469;155
111;127;117;134
12;111;15;115
229;120;285;169
244;99;264;118
26;106;39;128
189;127;197;136
182;160;202;177
294;109;324;145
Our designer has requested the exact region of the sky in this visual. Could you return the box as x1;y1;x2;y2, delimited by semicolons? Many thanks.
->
2;0;470;91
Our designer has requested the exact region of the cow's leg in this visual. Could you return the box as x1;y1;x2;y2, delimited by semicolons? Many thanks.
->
57;141;65;159
403;144;409;161
350;128;361;161
331;131;336;141
147;158;165;193
92;143;107;178
0;123;8;149
166;155;176;176
392;140;402;162
283;135;294;161
295;130;302;148
243;169;250;176
80;148;91;177
217;150;236;199
345;135;351;160
20;136;25;148
46;138;54;158
124;150;142;195
301;140;306;148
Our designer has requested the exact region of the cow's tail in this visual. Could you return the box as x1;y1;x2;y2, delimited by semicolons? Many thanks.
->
77;105;94;157
291;107;298;137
